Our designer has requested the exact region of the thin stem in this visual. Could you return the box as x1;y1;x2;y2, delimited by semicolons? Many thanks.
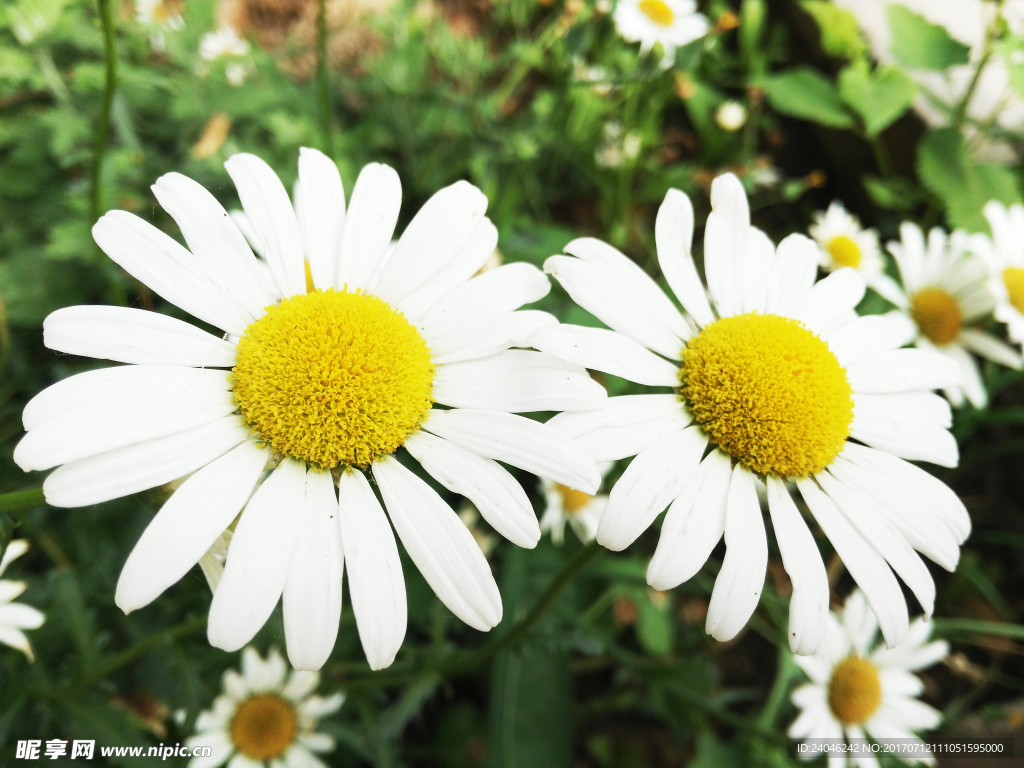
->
89;0;117;223
0;488;45;515
757;645;799;731
315;0;334;157
951;10;1001;131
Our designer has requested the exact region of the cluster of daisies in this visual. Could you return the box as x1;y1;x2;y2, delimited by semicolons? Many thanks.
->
7;147;987;763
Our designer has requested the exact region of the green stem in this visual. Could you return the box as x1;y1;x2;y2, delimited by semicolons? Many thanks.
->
951;11;1000;131
934;618;1024;641
0;488;45;515
757;645;799;730
89;0;117;223
315;0;334;157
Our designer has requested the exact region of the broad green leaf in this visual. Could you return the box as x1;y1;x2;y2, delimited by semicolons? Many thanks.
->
838;62;916;137
888;5;971;70
760;68;855;130
801;1;866;59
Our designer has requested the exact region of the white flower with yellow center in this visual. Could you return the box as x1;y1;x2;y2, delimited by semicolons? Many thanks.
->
136;0;184;30
531;173;968;656
15;148;603;671
789;589;947;766
186;647;343;768
539;463;612;545
971;200;1024;349
612;0;709;68
200;26;250;61
809;202;903;307
0;540;45;661
885;221;1022;410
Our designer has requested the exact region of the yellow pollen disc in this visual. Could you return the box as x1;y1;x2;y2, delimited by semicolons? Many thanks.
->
1003;267;1024;316
638;0;675;26
826;235;862;269
230;694;297;760
555;483;593;514
232;289;435;469
828;656;883;725
910;287;962;346
680;313;853;479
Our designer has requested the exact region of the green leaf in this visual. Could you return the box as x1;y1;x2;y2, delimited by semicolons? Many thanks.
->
862;174;923;212
760;68;855;130
838;62;917;137
917;128;1023;232
636;592;674;656
801;1;866;59
888;5;971;70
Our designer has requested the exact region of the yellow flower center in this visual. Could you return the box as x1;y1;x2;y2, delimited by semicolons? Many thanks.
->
638;0;675;27
827;656;883;725
555;483;593;514
910;287;962;346
232;289;435;469
826;235;862;269
152;2;171;22
1003;267;1024;316
230;693;297;760
680;313;853;479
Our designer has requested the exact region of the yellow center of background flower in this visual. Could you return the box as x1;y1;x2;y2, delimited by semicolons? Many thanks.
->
230;693;297;760
826;235;862;269
1003;267;1024;315
680;313;853;478
638;0;675;27
910;287;962;346
555;483;593;514
827;656;883;725
232;290;435;469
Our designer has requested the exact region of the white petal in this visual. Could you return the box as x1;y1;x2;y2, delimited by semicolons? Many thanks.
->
765;234;818;318
283;469;344;671
224;153;306;298
44;415;249;508
854;391;951;429
337;469;407;671
703;173;749;318
794;268;866;335
596;426;707;551
151;171;273;316
960;328;1024;368
826;313;916;369
186;729;233;768
846;348;961;393
0;603;45;629
766;476;828;655
374;455;502;631
433;349;606;412
296;147;345;291
417;262;551;338
242;646;287;692
939;342;986;409
0;625;34;660
422;408;600;493
797;478;909;648
528;324;680;387
405;430;540;548
842;588;880;656
705;466;768;641
44;306;237;368
208;458;307;651
230;209;264;257
0;539;29;576
92;211;252;334
334;163;402;290
282;670;320;702
647;449;731;590
543;255;684;359
427;310;556;365
545;394;692;463
656;188;713;327
16;372;236;472
850;408;959;468
735;227;775;315
0;580;26;602
373;180;486;306
114;440;268;613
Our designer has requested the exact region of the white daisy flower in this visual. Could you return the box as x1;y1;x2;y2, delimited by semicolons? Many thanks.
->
135;0;184;30
970;200;1024;347
885;221;1022;410
0;540;45;661
612;0;709;68
789;589;947;766
200;26;250;61
809;202;903;306
531;173;968;656
186;646;343;768
539;462;612;545
15;148;604;671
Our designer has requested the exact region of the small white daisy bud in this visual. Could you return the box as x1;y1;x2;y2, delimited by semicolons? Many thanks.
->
715;100;747;131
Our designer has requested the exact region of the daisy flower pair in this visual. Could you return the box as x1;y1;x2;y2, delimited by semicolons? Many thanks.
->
16;148;602;671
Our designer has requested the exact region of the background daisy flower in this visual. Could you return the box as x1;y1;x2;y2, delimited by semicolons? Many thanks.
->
186;647;343;768
539;462;612;545
0;540;45;661
789;589;947;765
971;200;1024;347
886;222;1022;409
533;174;967;655
15;148;603;671
612;0;709;68
809;201;904;307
